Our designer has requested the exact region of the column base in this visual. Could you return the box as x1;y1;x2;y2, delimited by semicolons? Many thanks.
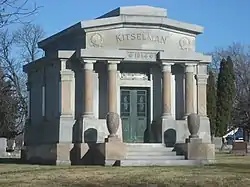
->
199;115;209;119
183;114;208;120
82;113;95;118
162;114;173;119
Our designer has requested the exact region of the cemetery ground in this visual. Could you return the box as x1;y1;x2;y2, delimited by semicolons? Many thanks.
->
0;153;250;187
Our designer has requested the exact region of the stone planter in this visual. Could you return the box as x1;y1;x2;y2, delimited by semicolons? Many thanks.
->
106;112;119;137
187;113;200;138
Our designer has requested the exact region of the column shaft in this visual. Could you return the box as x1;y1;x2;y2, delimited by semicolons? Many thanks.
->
83;60;94;117
108;62;118;113
185;65;194;116
162;63;173;116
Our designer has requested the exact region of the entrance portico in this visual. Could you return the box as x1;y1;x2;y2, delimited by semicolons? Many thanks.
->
23;5;212;164
74;48;211;143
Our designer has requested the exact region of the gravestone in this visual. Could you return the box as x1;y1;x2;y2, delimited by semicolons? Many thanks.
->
0;138;7;156
212;137;223;150
231;141;247;156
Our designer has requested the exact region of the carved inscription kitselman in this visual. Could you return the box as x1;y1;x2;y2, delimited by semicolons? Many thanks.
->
116;32;169;44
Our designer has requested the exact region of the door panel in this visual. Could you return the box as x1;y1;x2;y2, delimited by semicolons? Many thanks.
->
120;88;149;143
120;90;131;142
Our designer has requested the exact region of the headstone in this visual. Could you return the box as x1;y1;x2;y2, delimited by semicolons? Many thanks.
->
231;141;247;156
0;138;7;155
6;139;15;152
212;137;223;150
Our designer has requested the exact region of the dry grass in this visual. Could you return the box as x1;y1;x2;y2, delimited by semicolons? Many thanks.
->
0;153;250;187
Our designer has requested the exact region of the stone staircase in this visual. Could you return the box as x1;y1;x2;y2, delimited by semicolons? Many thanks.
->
116;143;210;166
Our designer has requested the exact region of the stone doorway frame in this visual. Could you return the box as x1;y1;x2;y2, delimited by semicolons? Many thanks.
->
120;86;151;143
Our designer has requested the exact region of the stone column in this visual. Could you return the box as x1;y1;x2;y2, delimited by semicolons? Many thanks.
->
162;63;173;117
60;59;75;118
184;64;195;117
82;59;95;117
196;74;208;117
108;61;119;113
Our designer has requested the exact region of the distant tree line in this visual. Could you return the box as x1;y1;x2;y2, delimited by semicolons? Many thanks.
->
207;43;250;140
0;0;44;139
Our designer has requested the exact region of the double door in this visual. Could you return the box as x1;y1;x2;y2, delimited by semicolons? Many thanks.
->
120;87;149;143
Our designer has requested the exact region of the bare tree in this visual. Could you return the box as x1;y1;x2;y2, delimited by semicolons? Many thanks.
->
14;23;45;63
0;23;44;137
211;43;250;138
0;29;25;137
0;0;39;28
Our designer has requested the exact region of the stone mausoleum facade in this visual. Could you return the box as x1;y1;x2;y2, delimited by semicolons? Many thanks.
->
23;6;212;164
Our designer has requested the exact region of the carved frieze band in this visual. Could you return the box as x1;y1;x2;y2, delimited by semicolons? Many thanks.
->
120;73;149;80
125;51;157;61
88;31;195;52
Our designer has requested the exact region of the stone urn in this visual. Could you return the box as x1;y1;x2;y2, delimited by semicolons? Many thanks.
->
106;112;120;137
187;113;200;138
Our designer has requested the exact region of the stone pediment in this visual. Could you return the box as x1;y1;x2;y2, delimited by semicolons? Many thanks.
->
38;6;203;53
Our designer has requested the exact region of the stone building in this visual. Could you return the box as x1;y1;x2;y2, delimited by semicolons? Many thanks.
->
23;6;212;165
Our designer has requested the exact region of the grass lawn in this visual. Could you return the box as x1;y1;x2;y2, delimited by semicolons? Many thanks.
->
0;153;250;187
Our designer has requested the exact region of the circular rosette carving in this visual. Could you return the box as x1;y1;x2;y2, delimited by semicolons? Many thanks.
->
90;33;103;47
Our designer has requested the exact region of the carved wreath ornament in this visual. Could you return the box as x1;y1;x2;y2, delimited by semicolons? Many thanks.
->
90;33;103;47
179;37;191;51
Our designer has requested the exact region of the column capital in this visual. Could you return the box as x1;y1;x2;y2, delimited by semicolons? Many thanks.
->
162;63;174;72
108;62;119;71
79;58;96;63
185;64;196;73
80;59;95;70
195;74;208;85
107;60;120;64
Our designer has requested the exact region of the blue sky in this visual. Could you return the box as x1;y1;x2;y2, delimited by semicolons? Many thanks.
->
32;0;250;53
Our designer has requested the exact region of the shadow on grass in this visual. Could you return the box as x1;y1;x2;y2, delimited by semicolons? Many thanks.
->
0;167;65;175
49;179;169;187
49;176;247;187
213;163;250;173
0;158;23;164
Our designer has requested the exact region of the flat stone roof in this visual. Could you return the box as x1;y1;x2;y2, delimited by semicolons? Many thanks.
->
97;6;167;19
38;6;203;49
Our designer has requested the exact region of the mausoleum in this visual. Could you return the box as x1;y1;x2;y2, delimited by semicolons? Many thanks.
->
23;6;212;165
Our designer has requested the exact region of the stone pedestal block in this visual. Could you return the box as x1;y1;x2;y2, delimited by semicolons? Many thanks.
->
186;140;215;161
104;137;127;160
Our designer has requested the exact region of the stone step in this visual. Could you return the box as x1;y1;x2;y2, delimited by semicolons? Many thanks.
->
127;147;174;152
125;155;185;160
126;149;175;154
125;143;167;149
126;151;177;156
106;159;213;166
